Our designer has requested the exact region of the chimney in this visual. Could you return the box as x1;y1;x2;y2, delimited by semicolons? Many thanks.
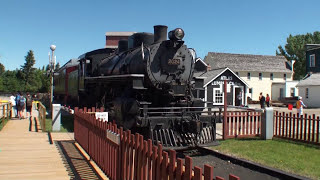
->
154;25;168;43
207;64;211;71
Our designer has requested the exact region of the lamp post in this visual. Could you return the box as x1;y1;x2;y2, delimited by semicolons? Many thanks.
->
49;45;56;110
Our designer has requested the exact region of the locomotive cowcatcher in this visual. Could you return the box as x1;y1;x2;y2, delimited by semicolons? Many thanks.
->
54;25;217;147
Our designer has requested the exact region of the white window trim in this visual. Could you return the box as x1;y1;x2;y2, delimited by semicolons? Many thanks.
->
232;86;244;106
310;54;315;67
213;86;224;105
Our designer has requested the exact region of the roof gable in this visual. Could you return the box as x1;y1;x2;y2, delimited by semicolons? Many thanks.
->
196;67;249;87
204;52;292;73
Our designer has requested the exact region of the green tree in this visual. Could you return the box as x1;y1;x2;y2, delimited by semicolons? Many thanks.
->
277;32;320;80
55;62;60;71
0;70;22;92
20;50;37;91
0;63;4;75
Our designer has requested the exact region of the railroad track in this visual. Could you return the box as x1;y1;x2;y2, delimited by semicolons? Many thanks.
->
174;146;310;180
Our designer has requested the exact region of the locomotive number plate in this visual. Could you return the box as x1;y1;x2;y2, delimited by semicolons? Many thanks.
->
168;59;180;65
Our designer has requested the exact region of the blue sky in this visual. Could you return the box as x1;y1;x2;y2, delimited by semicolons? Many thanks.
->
0;0;319;70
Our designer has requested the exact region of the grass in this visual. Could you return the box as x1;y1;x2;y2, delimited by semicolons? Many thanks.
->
0;118;9;131
211;138;320;179
44;113;74;132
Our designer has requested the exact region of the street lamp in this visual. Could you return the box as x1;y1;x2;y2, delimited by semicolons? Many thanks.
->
49;45;56;110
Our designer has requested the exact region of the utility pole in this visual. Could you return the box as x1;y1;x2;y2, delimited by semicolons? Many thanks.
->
49;45;56;111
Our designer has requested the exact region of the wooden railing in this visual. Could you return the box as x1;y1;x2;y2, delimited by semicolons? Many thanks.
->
0;102;11;129
35;101;47;132
224;111;261;139
0;102;12;119
274;111;320;145
74;107;241;180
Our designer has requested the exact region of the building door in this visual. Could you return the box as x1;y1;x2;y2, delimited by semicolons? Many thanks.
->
280;88;284;100
234;87;243;106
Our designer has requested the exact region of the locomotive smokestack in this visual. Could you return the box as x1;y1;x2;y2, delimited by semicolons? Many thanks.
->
154;25;168;43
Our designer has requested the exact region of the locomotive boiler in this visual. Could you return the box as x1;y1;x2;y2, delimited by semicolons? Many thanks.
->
57;25;216;147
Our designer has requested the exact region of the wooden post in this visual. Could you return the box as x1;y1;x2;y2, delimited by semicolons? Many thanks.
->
223;79;227;140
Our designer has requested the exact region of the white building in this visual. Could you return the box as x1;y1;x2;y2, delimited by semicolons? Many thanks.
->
296;73;320;107
204;52;297;101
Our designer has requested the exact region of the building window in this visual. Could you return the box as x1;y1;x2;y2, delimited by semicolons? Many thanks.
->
247;72;251;80
270;73;273;80
235;72;239;76
213;89;223;105
283;73;287;80
259;73;262;80
310;54;315;67
306;88;309;99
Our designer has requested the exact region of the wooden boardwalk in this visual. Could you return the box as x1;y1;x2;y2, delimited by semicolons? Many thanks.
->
0;118;70;180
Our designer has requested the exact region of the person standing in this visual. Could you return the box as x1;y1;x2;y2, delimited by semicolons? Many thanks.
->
9;93;16;117
259;92;265;109
16;92;22;119
26;93;32;118
237;92;242;106
296;96;307;116
266;94;271;107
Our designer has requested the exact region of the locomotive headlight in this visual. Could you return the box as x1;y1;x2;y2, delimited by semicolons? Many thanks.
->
169;28;185;41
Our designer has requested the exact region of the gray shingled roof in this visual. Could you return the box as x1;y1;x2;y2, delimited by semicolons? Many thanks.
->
296;73;320;86
204;52;292;73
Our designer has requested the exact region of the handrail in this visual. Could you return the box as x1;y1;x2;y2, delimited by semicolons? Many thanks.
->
34;101;47;132
0;102;12;119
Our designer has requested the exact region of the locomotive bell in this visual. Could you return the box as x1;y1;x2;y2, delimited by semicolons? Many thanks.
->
169;28;185;41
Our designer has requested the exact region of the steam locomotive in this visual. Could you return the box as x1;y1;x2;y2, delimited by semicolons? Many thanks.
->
54;25;216;147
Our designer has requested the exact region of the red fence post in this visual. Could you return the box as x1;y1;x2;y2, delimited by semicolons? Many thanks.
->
176;158;183;180
300;114;303;140
292;114;296;139
275;111;278;136
285;113;288;137
317;117;320;143
169;150;176;180
204;165;213;180
194;166;202;180
223;80;227;140
229;174;240;180
147;140;153;180
152;146;158;180
250;111;253;135
281;112;285;137
312;114;316;142
185;156;192;180
304;114;307;141
157;144;163;180
162;151;169;180
308;115;312;141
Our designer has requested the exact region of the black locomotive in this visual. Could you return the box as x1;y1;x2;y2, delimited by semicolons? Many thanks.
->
55;25;216;147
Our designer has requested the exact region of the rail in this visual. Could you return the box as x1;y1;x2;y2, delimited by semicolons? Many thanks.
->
0;102;12;119
35;101;47;132
0;102;11;129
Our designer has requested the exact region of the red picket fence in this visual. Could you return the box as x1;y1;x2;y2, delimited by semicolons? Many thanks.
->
274;111;320;145
224;111;261;139
74;107;241;180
